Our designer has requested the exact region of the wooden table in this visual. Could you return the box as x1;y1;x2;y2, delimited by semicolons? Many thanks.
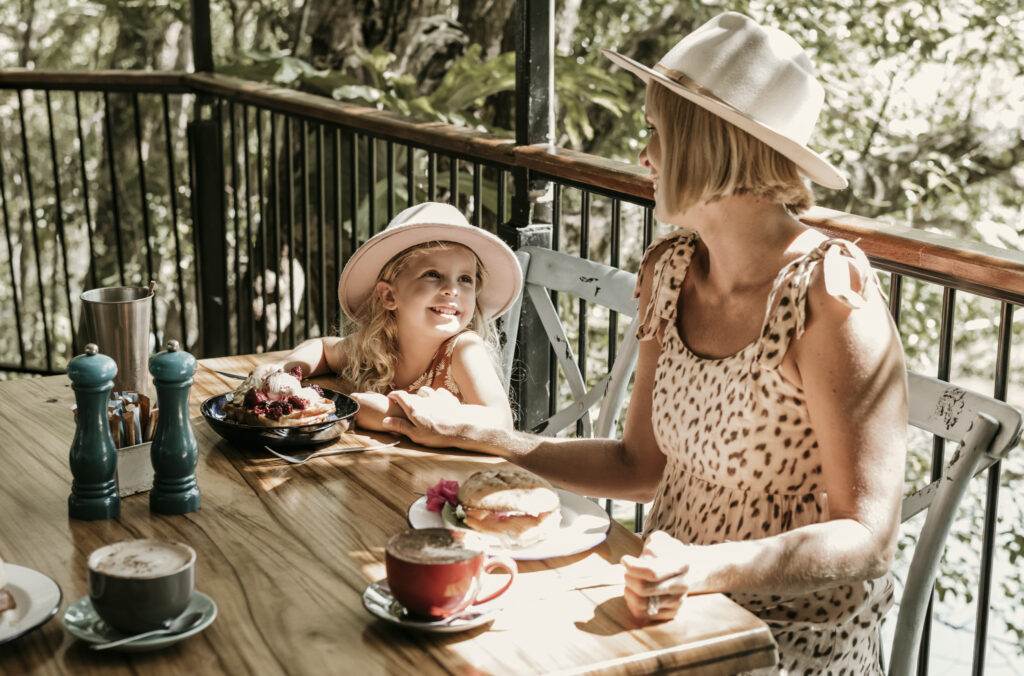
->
0;353;777;675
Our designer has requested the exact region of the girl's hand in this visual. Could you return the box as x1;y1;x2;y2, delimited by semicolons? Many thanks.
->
620;530;695;621
350;392;407;431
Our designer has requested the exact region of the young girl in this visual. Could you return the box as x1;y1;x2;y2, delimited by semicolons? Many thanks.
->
283;201;521;431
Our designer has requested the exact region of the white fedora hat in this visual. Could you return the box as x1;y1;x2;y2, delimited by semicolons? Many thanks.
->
338;202;522;321
603;12;847;190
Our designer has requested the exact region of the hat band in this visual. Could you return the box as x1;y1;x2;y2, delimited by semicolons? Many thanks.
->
653;64;732;108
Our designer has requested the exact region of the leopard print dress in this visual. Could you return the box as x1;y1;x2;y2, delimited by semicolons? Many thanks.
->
638;229;894;675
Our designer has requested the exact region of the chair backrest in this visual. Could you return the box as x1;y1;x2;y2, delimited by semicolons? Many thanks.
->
499;246;640;438
888;371;1023;676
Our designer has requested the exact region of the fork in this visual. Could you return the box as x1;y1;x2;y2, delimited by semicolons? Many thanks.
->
265;440;399;464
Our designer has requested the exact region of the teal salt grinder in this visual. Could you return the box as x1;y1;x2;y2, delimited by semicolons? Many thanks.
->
67;343;121;520
149;339;201;514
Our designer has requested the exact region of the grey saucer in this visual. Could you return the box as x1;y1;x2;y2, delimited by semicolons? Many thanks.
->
361;580;499;634
63;590;217;652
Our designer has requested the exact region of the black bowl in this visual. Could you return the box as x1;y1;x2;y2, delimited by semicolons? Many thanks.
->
200;389;359;450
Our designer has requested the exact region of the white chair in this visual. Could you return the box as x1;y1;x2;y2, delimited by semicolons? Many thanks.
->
500;245;640;438
889;371;1022;675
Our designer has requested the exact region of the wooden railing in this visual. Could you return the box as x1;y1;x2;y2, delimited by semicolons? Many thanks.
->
1;70;1022;675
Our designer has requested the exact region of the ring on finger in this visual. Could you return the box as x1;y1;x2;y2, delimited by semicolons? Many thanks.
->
647;595;661;616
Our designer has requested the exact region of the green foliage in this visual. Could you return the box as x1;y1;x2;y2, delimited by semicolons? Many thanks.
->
220;43;634;145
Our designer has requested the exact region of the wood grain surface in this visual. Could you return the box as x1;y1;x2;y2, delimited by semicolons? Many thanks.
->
0;353;777;675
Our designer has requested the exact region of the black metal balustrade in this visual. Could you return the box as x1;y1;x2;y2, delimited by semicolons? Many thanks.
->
1;70;1023;676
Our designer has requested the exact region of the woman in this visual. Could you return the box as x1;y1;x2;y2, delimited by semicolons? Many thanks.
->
383;13;907;674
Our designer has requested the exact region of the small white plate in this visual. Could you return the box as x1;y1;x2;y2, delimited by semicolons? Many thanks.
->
362;580;499;633
407;488;611;560
62;591;217;652
0;564;62;644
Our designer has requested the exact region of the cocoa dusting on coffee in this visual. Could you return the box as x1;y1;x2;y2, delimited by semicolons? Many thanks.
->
97;551;160;575
387;528;479;565
92;542;191;578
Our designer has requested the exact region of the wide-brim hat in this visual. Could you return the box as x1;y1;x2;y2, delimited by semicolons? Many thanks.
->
338;202;522;321
602;12;847;190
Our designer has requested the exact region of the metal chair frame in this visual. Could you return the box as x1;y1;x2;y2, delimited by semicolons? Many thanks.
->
500;246;640;438
889;371;1022;675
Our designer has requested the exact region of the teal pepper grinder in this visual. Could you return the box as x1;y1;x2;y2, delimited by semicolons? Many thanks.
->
67;343;121;520
149;339;201;514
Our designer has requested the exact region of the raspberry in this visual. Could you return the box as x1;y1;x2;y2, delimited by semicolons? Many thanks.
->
287;396;308;410
289;365;303;380
310;384;324;397
243;388;269;409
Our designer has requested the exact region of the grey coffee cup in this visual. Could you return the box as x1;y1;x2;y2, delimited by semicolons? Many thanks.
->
87;539;196;634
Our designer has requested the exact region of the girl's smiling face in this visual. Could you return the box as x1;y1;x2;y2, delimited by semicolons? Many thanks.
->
377;244;479;340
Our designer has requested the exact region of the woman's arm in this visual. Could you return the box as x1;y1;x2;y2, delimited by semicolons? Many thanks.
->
766;261;908;585
623;262;907;610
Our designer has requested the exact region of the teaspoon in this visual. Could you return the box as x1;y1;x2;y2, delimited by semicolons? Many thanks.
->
90;611;204;650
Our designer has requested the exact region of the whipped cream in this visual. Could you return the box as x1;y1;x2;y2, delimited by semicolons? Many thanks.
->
263;372;302;399
231;363;283;405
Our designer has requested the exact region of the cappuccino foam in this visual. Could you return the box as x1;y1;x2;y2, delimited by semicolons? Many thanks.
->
89;540;194;579
386;528;479;565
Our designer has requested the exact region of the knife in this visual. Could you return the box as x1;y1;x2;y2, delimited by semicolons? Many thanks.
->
212;370;246;381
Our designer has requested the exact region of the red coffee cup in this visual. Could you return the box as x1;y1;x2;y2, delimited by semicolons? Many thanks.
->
385;528;516;619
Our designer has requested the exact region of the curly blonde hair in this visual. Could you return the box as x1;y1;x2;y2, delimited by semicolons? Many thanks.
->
647;81;814;216
340;241;502;393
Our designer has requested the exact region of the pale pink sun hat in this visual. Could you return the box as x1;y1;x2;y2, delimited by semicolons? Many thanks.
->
338;202;523;321
602;11;847;190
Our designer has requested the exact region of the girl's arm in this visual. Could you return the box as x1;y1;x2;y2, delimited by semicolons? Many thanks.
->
283;337;396;430
447;332;514;429
350;391;404;431
622;259;907;615
283;337;349;378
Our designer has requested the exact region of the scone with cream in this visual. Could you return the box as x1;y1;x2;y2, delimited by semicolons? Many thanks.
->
456;468;561;548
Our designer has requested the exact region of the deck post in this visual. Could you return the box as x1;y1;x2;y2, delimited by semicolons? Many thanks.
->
188;0;228;356
507;0;554;430
190;0;215;74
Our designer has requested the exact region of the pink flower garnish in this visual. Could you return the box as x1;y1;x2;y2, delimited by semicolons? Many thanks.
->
426;479;460;513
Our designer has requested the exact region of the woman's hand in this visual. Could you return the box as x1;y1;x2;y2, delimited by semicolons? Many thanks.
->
621;531;696;621
382;387;470;447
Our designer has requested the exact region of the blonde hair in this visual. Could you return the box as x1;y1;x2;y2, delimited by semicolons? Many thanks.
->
647;81;814;215
340;241;501;393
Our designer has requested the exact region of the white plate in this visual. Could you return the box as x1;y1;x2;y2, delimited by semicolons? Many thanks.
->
362;580;499;634
407;488;611;560
0;564;62;644
62;591;217;652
